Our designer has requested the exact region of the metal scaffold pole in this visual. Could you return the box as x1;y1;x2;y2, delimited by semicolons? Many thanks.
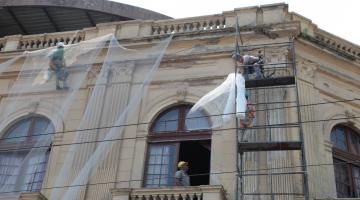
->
291;37;310;200
234;16;244;200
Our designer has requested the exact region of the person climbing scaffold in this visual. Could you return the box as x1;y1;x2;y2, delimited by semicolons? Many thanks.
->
239;93;256;129
48;42;69;90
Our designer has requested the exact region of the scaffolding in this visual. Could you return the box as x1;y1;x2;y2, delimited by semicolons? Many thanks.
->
234;29;309;200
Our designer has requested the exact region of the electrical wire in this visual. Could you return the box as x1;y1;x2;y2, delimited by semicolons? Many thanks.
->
0;98;358;143
1;159;360;195
0;115;359;152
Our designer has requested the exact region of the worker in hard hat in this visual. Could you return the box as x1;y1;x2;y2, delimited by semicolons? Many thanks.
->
48;42;69;90
175;161;190;186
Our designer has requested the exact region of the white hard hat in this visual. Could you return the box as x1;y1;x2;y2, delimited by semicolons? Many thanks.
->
56;42;65;48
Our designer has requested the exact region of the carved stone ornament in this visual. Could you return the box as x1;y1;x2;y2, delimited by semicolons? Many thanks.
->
176;89;187;102
88;65;102;80
28;101;40;113
110;62;134;77
298;58;318;79
345;110;356;119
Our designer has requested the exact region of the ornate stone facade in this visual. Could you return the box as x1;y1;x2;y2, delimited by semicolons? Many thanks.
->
0;3;359;200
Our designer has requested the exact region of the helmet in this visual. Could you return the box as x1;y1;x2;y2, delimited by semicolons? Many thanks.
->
177;161;188;169
56;42;65;48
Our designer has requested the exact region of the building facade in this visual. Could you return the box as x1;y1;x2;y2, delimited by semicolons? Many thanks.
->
0;3;359;200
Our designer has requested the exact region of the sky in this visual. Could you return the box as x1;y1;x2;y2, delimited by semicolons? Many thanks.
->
113;0;360;46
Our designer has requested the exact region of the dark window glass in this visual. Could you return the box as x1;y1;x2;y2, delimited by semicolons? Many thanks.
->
4;119;31;142
152;106;210;133
334;159;352;197
349;131;360;155
331;127;347;151
152;109;179;133
353;166;360;197
332;125;360;198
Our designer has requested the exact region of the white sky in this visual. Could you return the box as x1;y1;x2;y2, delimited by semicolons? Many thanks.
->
113;0;360;46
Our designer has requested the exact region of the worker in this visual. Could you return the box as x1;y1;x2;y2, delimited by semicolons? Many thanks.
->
239;93;256;128
175;161;190;186
233;53;264;80
48;42;69;90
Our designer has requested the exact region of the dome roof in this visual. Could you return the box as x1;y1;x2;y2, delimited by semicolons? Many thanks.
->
0;0;171;37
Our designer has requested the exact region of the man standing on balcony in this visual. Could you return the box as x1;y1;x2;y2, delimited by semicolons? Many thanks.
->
48;42;69;90
175;161;190;186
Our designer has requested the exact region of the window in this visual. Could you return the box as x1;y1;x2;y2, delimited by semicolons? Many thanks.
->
144;105;211;188
331;125;360;197
0;116;54;192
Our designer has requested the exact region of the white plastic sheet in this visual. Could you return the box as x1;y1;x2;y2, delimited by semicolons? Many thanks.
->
187;73;246;129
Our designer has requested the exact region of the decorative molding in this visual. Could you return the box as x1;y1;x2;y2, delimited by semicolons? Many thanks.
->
176;89;187;102
297;57;318;83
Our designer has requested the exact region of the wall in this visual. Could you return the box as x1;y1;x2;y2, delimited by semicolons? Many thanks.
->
0;3;359;200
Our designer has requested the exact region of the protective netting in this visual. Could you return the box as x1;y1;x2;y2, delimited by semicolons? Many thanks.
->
186;73;247;129
0;33;173;200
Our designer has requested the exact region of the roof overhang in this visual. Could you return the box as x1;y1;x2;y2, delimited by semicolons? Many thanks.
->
0;0;171;37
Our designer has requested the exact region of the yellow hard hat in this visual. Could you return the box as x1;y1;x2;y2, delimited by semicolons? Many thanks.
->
177;161;188;169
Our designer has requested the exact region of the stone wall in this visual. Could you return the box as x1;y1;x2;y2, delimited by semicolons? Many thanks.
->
0;3;359;200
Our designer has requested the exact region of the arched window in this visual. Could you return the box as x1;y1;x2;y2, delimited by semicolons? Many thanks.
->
0;116;54;192
144;105;211;188
331;125;360;197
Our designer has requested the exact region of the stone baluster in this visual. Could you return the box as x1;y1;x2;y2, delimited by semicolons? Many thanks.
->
152;26;157;35
203;22;208;30
208;20;214;30
186;23;192;32
158;194;166;200
176;24;183;33
161;26;165;34
182;193;190;200
182;24;187;32
194;22;200;31
164;25;170;34
173;194;180;200
24;41;30;50
195;193;202;200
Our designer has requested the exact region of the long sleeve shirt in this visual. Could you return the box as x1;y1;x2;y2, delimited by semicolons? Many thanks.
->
242;55;260;65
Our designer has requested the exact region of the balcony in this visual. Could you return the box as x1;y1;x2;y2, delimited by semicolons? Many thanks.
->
0;192;46;200
111;185;226;200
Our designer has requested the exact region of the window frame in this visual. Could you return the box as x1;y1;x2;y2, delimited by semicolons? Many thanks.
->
144;105;212;188
0;115;54;192
331;125;360;198
0;116;54;152
148;105;212;142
